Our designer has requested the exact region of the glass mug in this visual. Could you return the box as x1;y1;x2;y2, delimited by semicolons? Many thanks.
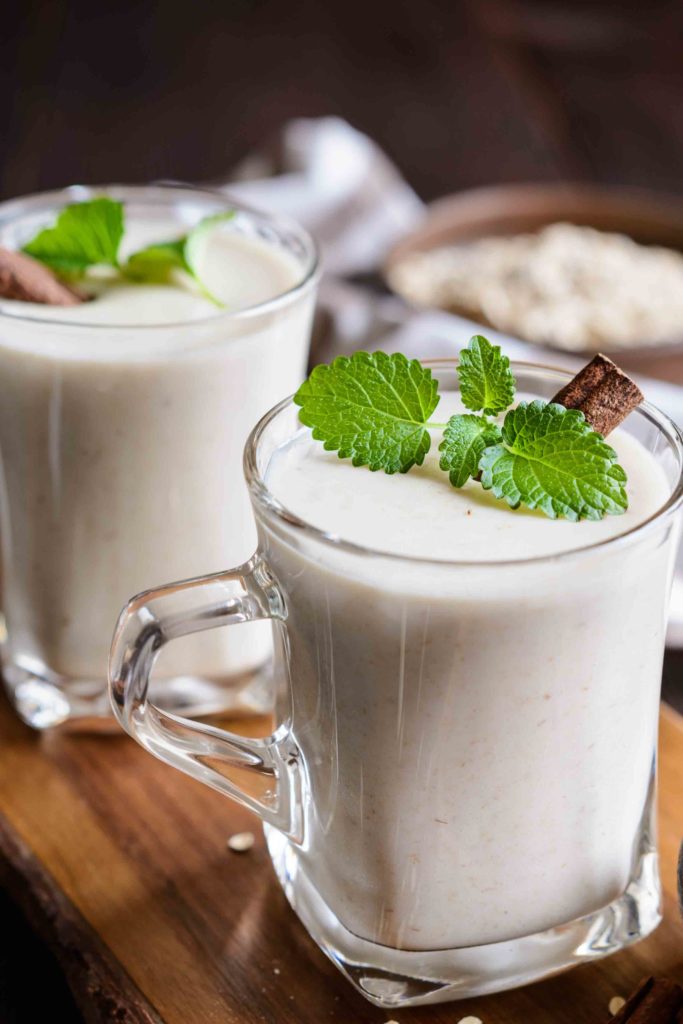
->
0;183;318;729
109;362;683;1008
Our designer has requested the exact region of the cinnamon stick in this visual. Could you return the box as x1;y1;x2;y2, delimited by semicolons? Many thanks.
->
552;353;643;437
0;247;85;306
609;976;683;1023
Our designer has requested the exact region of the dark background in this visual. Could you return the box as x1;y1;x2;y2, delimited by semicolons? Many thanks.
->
2;1;683;1019
3;0;683;201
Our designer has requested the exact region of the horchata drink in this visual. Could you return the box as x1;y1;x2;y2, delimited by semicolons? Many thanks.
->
108;341;683;1007
0;185;318;728
263;385;668;949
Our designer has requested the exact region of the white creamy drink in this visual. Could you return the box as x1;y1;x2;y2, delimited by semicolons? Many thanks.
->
262;391;674;950
0;186;317;722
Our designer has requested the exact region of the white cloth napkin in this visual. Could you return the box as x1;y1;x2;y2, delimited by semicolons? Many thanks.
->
222;116;683;643
226;117;424;276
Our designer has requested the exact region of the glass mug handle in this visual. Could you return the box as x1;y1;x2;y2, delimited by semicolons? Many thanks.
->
109;557;304;841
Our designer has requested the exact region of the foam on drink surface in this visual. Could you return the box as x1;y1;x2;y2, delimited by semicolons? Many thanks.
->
265;392;670;563
0;215;302;327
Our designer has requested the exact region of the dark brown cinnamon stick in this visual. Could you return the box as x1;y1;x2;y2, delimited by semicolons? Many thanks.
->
0;247;85;306
610;976;683;1022
552;353;643;437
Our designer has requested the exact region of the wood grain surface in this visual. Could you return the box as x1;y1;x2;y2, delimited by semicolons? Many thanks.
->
0;694;681;1024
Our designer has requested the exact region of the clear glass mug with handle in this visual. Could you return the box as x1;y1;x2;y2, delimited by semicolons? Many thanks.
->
0;183;319;730
109;361;683;1008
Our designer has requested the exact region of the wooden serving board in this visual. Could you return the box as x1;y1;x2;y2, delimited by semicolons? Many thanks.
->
0;696;681;1024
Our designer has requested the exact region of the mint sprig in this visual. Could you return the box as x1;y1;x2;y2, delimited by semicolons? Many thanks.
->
294;351;439;473
479;401;628;521
436;335;516;487
458;334;516;415
122;240;186;282
122;211;235;305
21;199;233;306
22;198;124;274
439;414;502;488
295;336;631;521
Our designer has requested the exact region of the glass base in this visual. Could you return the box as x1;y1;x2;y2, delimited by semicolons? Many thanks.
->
2;653;273;731
265;825;662;1008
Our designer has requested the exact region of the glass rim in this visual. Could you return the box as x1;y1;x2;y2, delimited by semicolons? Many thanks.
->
0;182;321;331
244;358;683;569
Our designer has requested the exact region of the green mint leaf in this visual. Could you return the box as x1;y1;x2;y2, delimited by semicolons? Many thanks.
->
439;414;503;487
479;400;628;521
294;351;439;473
458;334;516;415
123;210;235;304
123;240;186;282
22;198;124;274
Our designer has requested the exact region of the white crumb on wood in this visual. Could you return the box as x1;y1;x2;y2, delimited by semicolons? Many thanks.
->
227;831;255;852
609;996;626;1015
